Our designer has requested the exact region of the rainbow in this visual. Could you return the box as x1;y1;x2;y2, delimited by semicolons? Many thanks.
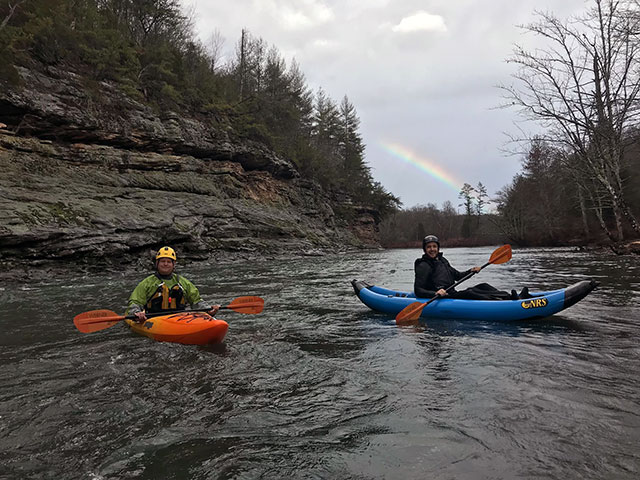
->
380;142;464;193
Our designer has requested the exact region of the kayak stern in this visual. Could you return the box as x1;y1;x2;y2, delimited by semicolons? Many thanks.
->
563;279;598;309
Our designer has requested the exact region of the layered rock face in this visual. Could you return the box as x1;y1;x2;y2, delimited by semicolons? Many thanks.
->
0;67;380;273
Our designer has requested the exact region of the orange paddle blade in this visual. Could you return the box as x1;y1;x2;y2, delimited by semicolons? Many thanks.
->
226;296;264;314
489;244;512;265
74;309;125;333
395;301;427;325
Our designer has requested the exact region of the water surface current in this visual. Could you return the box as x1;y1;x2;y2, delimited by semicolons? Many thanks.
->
1;247;639;479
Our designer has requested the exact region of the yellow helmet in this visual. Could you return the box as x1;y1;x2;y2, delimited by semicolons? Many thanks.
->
156;246;177;261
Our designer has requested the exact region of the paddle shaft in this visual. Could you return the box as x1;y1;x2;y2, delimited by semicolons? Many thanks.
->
79;308;215;326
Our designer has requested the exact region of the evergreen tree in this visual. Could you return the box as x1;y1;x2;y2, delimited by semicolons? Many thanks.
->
338;95;366;190
459;183;475;238
310;87;340;184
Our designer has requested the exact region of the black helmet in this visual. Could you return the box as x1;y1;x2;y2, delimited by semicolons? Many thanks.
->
422;235;440;249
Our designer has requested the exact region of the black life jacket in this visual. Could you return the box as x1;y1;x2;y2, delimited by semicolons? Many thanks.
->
415;254;459;291
145;279;186;313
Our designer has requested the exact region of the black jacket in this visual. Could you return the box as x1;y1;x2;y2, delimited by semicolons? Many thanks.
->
414;253;471;298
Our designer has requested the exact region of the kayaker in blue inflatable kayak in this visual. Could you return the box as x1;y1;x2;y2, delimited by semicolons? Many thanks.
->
415;235;531;301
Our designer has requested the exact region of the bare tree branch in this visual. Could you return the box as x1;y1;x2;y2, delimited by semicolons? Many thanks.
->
499;0;640;238
0;0;26;33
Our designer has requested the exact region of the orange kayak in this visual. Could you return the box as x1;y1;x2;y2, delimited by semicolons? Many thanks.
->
125;311;228;345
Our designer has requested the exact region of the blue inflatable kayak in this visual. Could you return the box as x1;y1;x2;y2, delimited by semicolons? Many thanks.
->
351;279;597;322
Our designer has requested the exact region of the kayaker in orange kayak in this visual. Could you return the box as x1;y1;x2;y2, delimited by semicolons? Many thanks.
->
126;246;220;322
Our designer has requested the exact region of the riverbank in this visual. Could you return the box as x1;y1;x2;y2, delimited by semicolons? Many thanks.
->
6;239;638;286
0;244;383;284
385;238;640;254
607;240;640;255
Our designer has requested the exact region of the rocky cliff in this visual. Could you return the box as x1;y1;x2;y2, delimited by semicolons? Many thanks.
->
0;66;381;278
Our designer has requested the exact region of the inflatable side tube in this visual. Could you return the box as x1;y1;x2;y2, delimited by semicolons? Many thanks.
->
563;279;599;309
352;279;373;296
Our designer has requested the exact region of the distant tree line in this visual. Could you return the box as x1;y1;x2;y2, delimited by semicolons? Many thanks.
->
379;184;503;248
0;0;400;216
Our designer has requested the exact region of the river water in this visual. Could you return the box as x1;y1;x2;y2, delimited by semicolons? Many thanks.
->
1;246;639;479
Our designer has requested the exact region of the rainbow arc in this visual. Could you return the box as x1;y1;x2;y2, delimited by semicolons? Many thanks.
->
381;142;464;193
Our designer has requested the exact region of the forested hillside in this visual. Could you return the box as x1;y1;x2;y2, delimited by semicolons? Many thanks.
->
0;0;400;215
0;0;406;277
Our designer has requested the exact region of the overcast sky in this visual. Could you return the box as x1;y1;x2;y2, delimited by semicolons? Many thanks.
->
186;0;589;210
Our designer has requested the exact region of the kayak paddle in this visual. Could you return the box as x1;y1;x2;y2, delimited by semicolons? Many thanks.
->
395;244;512;326
73;295;265;334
